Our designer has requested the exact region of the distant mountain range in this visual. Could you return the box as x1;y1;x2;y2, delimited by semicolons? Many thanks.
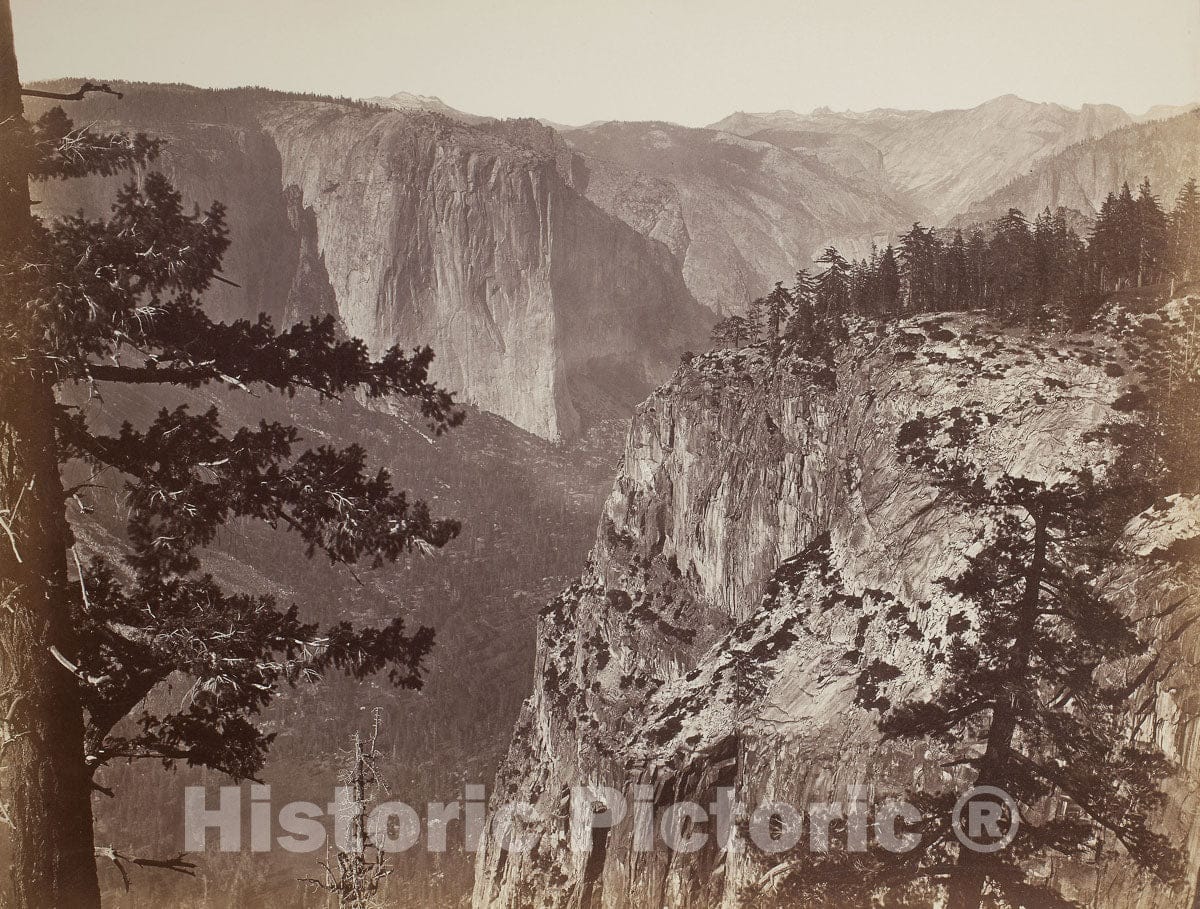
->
710;95;1135;223
958;109;1200;225
1136;101;1200;122
27;81;1200;436
403;92;1196;311
564;120;911;315
563;96;1197;313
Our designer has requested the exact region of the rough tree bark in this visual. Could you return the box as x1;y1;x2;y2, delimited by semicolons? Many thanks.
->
0;1;103;905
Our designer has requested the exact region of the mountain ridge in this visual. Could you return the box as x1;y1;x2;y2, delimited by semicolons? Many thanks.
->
564;119;913;314
28;80;710;441
27;80;1195;433
710;94;1134;223
959;109;1200;225
364;89;490;123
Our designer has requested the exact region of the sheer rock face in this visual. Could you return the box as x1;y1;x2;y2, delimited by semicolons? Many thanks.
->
31;87;709;440
474;311;1200;909
258;103;707;440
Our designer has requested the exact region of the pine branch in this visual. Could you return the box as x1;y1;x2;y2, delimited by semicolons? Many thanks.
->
75;312;463;429
82;363;244;387
72;551;434;782
27;107;161;181
1002;746;1182;879
56;405;459;568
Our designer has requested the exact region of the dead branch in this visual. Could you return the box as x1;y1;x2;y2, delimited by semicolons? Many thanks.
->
49;645;110;687
22;82;123;101
71;547;92;611
95;846;195;891
0;513;20;563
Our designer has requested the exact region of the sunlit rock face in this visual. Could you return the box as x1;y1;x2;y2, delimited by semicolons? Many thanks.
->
31;85;709;440
474;308;1200;909
258;104;711;440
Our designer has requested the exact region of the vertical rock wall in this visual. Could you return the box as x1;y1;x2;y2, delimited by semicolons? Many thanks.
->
474;311;1200;908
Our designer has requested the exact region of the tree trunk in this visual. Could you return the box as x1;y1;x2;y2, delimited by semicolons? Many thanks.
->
0;2;102;905
947;516;1048;909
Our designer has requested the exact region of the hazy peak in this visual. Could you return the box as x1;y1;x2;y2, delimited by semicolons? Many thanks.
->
366;90;488;123
1137;101;1200;123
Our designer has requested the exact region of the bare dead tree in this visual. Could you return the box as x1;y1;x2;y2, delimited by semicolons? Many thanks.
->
302;710;393;908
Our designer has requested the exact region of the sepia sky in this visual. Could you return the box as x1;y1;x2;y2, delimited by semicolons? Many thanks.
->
10;0;1200;126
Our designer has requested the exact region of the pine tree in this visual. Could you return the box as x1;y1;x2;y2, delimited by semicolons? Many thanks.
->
815;246;852;322
760;281;794;358
784;269;818;344
1033;207;1056;303
964;230;989;309
711;315;744;348
898;224;944;313
791;268;818;313
1168;177;1200;283
888;408;1182;908
878;244;902;317
848;245;880;316
1052;209;1087;307
943;230;970;311
1090;192;1122;291
986;209;1037;322
1031;207;1087;319
756;403;1185;909
1115;182;1139;288
1134;178;1169;287
746;296;767;344
0;10;462;905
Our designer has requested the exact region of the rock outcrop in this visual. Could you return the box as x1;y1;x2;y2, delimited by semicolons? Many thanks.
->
474;307;1200;908
30;83;710;440
364;90;489;123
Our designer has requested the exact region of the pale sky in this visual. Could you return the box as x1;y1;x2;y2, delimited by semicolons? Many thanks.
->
10;0;1200;126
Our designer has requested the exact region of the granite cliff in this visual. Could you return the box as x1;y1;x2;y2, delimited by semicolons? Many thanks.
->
474;304;1200;908
30;83;710;440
